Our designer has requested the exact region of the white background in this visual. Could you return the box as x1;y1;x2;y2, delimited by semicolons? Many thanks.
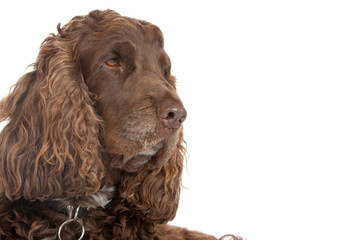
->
0;1;359;240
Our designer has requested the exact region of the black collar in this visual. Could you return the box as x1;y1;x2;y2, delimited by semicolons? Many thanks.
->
44;200;90;218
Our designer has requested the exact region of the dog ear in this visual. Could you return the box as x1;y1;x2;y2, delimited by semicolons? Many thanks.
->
0;28;104;201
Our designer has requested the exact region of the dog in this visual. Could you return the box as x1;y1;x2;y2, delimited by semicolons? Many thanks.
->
0;9;241;240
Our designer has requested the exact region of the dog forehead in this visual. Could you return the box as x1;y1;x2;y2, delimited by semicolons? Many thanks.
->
104;16;165;48
80;21;163;51
132;18;165;47
79;10;165;48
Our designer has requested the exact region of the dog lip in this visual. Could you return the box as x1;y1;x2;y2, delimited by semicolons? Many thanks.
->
138;141;164;156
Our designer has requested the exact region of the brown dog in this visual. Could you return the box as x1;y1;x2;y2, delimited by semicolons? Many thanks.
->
0;9;241;240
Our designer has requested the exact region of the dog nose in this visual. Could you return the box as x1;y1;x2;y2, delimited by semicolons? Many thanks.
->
158;100;187;129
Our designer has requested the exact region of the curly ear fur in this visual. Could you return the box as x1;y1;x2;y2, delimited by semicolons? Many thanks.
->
0;20;104;200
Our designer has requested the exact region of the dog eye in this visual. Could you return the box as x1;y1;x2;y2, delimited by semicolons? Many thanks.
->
105;58;120;67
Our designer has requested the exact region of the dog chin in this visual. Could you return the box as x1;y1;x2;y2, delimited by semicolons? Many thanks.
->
120;142;165;172
104;141;163;172
105;127;182;172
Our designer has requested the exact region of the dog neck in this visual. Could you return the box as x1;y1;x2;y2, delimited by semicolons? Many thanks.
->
45;185;115;217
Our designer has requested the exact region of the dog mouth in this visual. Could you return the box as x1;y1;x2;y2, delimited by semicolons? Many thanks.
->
105;126;182;172
109;140;165;172
137;141;164;157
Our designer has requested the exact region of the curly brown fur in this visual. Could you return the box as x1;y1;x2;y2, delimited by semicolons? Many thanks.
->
0;9;241;240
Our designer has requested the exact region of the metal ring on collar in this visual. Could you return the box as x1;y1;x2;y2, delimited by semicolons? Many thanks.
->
58;218;85;240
